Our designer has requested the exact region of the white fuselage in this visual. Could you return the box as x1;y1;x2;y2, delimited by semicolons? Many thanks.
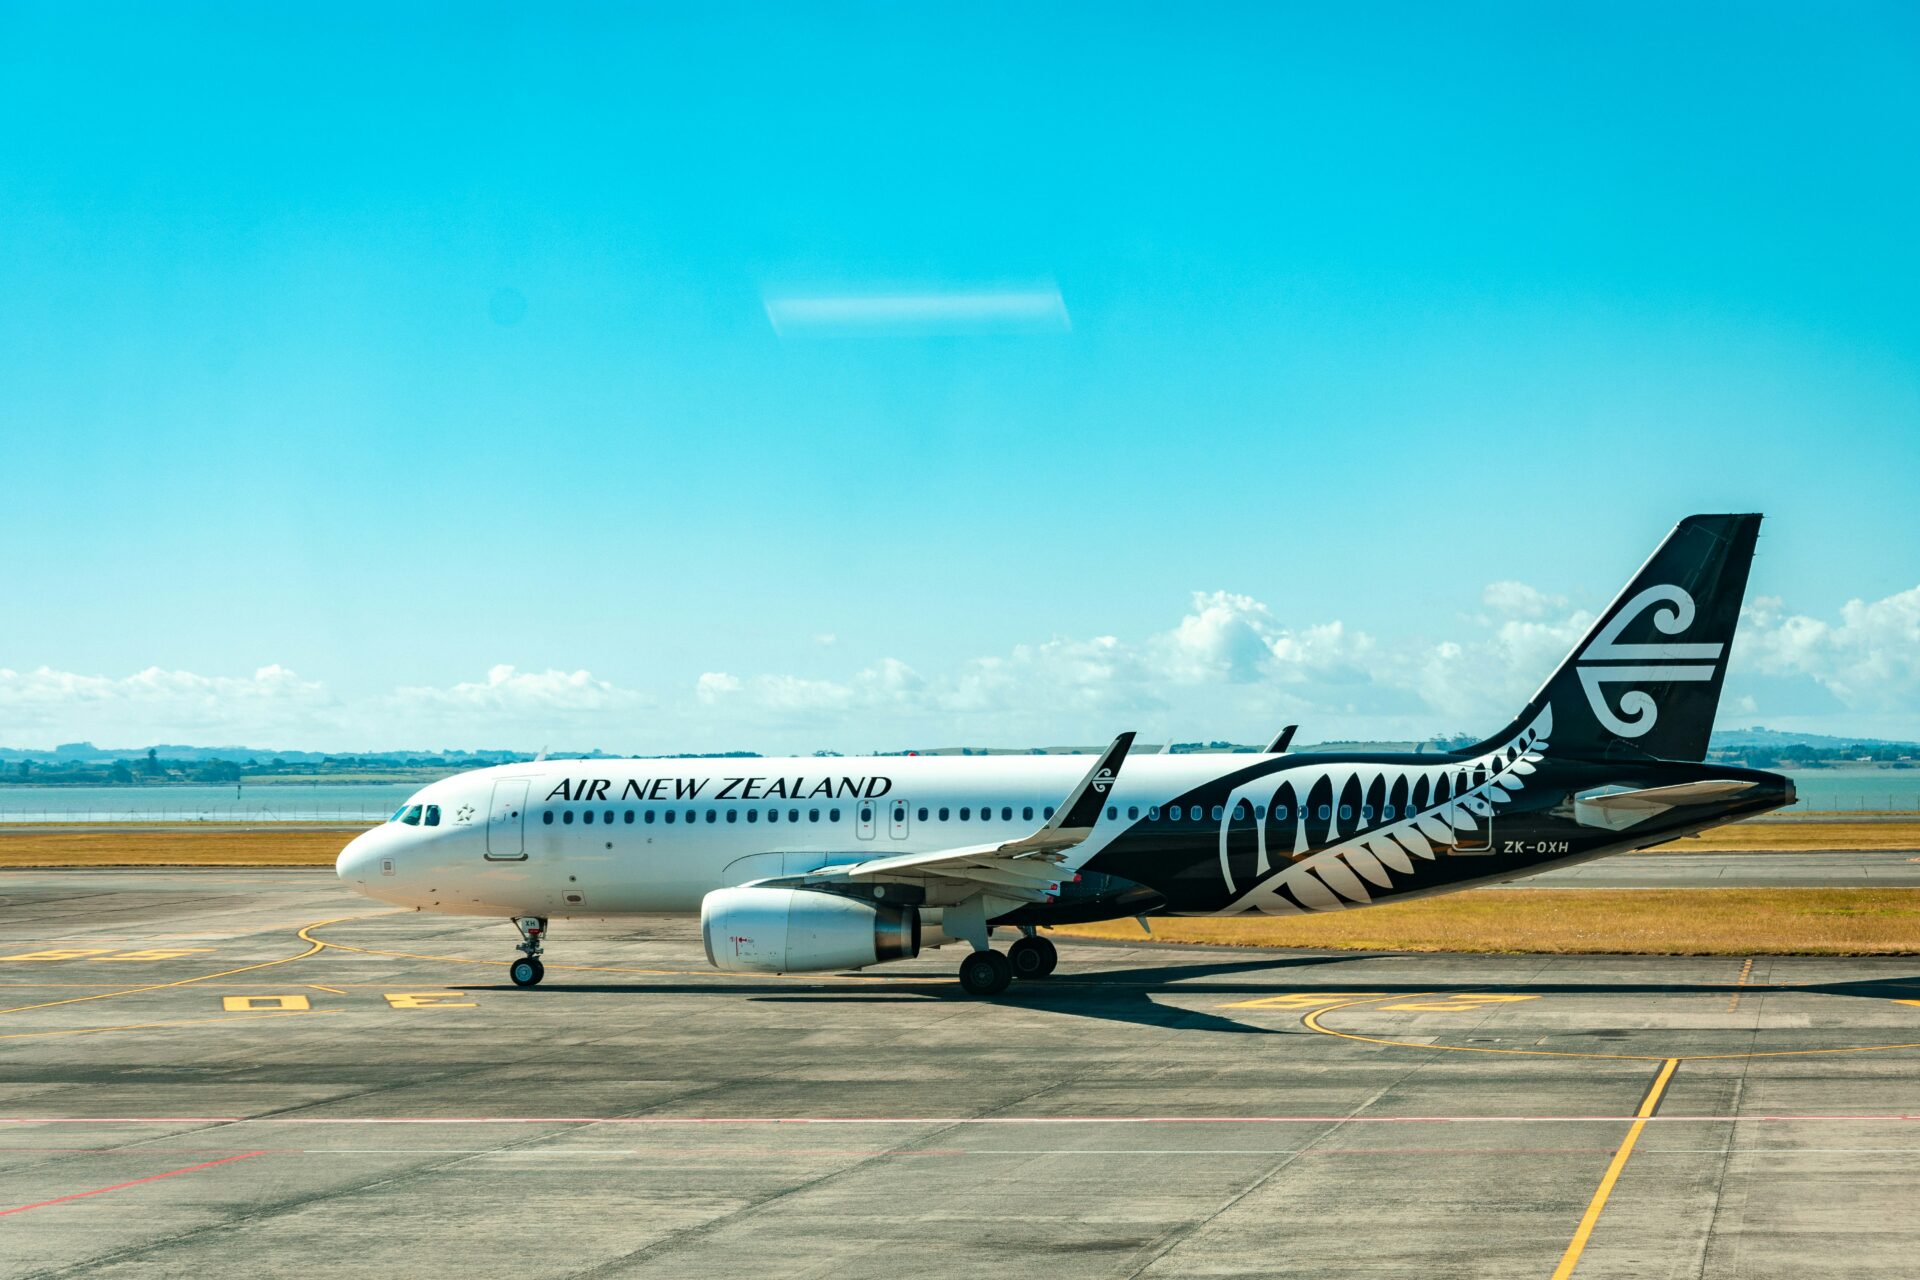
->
336;753;1236;918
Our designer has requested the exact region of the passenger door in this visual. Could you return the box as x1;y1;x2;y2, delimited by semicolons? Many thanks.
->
486;780;530;860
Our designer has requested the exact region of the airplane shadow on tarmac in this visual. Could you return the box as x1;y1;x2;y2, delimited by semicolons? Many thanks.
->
467;955;1920;1036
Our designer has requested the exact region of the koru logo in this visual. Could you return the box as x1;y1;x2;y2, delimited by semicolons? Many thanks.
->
1574;584;1723;738
454;804;476;824
1090;768;1116;794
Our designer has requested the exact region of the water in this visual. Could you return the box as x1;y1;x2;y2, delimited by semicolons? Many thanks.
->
1779;768;1920;813
0;782;427;824
0;766;1912;823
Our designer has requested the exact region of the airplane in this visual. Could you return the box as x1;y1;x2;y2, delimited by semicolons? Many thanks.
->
337;513;1794;997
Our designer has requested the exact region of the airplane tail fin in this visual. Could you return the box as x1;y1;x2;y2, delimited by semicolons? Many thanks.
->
1474;514;1762;764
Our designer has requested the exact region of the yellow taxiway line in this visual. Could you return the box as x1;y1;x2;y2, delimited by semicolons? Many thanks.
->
1550;1058;1679;1280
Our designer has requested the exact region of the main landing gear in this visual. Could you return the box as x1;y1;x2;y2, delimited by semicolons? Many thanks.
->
956;933;1058;996
510;916;547;987
958;948;1012;997
1008;934;1058;979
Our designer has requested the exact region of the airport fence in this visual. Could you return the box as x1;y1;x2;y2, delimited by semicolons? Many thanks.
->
0;806;389;825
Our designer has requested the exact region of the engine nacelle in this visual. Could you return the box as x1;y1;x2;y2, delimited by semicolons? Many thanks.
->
700;886;920;973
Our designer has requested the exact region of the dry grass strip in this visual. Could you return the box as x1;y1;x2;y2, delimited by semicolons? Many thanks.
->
0;829;360;867
1057;888;1920;955
1669;820;1920;852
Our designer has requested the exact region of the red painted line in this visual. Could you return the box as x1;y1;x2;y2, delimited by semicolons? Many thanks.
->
2;1114;1918;1127
0;1150;268;1217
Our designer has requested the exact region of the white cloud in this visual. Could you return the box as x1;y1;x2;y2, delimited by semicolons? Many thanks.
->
393;664;636;714
763;286;1070;337
1737;586;1920;708
695;672;742;704
6;581;1917;752
1481;580;1567;619
0;664;332;745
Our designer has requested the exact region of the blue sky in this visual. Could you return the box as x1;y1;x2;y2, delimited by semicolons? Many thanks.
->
2;3;1917;751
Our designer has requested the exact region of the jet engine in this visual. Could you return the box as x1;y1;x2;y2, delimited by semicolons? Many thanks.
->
700;886;920;973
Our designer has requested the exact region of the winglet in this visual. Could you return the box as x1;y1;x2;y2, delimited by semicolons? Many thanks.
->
1264;725;1297;754
1051;731;1135;834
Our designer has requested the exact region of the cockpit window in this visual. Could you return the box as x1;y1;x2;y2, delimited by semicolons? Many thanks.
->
423;805;441;827
398;804;423;826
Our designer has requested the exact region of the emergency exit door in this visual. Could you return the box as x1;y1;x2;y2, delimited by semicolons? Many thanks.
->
889;799;910;839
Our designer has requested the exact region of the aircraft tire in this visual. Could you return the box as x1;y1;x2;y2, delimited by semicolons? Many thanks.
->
510;957;545;988
958;949;1012;997
1009;935;1057;980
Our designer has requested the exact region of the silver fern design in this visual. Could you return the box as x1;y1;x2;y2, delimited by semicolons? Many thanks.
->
1216;706;1552;916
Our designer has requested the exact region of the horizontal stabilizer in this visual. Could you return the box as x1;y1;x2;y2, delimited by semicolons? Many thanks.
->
1574;780;1758;832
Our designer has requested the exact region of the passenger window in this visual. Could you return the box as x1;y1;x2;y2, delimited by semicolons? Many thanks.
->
1001;806;1012;821
645;810;656;824
1128;806;1139;820
918;807;929;821
1361;805;1374;821
1275;805;1289;820
1044;806;1054;819
664;810;675;824
830;808;841;822
1254;805;1265;820
1234;801;1249;820
543;810;554;825
981;808;991;822
860;806;872;823
1339;805;1353;821
563;810;575;825
583;810;594;825
809;808;820;822
939;807;950;821
705;809;716;823
960;807;971;820
766;808;777;823
727;809;738;823
625;810;635;824
1106;806;1117;821
604;810;613;825
789;809;799;822
1023;806;1033;821
1211;805;1224;821
423;805;441;827
1318;805;1330;821
1406;802;1418;816
1383;805;1395;821
746;809;757;823
1147;806;1159;820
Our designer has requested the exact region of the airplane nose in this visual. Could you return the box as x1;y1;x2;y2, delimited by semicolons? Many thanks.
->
336;831;380;884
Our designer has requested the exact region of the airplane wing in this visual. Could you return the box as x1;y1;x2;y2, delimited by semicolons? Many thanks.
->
772;732;1137;904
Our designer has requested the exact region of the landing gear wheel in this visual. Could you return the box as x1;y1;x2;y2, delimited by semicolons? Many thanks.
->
957;949;1013;997
509;915;547;989
1009;935;1057;979
510;957;544;987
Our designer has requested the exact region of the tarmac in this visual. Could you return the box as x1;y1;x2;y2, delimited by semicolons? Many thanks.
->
2;862;1918;1278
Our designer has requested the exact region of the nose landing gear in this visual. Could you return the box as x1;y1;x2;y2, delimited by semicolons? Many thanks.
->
510;916;547;987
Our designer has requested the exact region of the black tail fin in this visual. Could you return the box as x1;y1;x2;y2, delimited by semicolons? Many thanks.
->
1475;514;1762;763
